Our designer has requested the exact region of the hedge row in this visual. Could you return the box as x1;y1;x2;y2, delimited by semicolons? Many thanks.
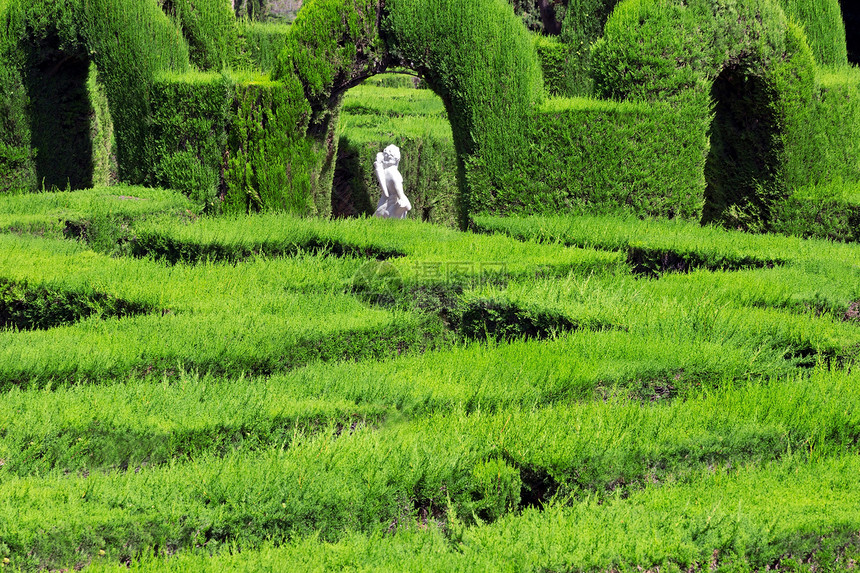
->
0;0;191;188
519;0;845;97
150;71;324;214
160;0;239;71
467;96;709;219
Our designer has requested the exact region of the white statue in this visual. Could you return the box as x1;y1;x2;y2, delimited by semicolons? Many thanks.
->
373;144;411;219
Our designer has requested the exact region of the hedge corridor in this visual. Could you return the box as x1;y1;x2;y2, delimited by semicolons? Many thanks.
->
0;0;858;233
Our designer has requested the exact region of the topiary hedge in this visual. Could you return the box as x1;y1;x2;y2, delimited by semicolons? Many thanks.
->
0;0;191;190
472;96;710;219
151;70;323;215
159;0;240;71
272;0;544;226
774;0;847;67
236;21;292;72
591;0;817;230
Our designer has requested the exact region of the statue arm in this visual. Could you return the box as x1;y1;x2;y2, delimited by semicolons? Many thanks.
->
374;153;389;197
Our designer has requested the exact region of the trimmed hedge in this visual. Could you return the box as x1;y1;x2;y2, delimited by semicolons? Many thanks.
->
160;0;240;71
0;0;191;190
775;0;847;66
785;68;860;192
236;20;292;71
591;0;817;229
468;97;709;219
273;0;544;226
771;180;860;243
151;71;322;214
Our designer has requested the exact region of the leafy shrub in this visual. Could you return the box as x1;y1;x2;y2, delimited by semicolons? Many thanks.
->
591;0;817;229
0;0;191;189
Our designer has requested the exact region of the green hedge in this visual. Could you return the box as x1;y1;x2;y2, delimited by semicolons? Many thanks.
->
775;0;847;66
0;53;35;193
160;0;239;71
0;0;191;191
273;0;544;227
150;71;323;214
236;20;291;71
591;0;817;229
771;180;860;242
466;97;709;219
784;67;860;193
556;0;621;96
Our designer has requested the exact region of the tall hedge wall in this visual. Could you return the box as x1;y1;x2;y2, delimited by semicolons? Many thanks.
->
150;71;323;215
272;0;544;225
775;0;847;67
0;0;191;191
159;0;239;71
590;0;817;229
469;97;709;219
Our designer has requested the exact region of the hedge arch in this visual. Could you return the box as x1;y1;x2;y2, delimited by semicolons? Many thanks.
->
272;0;545;225
774;0;847;67
591;0;816;229
0;0;190;190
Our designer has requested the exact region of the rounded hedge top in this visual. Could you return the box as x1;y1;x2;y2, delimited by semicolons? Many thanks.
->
590;0;816;102
775;0;847;66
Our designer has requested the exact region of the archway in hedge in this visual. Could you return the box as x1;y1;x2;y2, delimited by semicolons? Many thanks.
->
273;0;544;226
22;31;109;190
591;0;816;229
700;63;783;229
1;0;191;191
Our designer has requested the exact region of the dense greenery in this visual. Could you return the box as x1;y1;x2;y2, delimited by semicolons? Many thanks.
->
2;1;860;571
2;190;860;570
0;0;191;187
1;0;858;233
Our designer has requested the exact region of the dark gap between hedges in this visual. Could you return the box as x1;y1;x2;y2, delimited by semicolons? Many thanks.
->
471;224;783;278
0;278;152;331
351;274;621;342
130;232;405;264
626;246;781;278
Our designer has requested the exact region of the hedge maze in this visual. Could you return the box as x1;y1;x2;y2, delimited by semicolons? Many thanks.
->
2;0;860;571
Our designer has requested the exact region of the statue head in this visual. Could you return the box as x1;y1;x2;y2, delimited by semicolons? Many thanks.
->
381;144;401;167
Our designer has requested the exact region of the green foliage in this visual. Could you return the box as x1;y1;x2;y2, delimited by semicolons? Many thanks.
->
382;0;545;226
771;180;860;242
783;67;860;196
224;77;320;214
271;0;544;226
591;0;817;229
150;72;230;208
86;63;117;188
0;55;35;193
160;0;240;71
473;212;860;270
4;197;860;569
236;20;291;71
1;0;191;189
533;34;570;96
150;71;321;214
556;0;621;96
775;0;848;66
470;96;709;219
234;0;268;20
0;185;197;240
0;278;150;331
